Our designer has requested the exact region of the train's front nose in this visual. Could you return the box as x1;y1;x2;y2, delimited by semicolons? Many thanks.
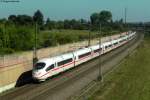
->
32;70;41;77
32;70;42;79
32;62;46;81
32;70;46;82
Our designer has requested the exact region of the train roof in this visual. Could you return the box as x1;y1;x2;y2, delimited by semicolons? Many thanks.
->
37;53;74;64
54;53;74;62
89;45;100;50
102;41;112;46
38;58;54;64
74;47;91;55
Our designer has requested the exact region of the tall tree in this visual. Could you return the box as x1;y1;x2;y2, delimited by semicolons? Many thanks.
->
90;10;112;30
33;10;44;26
99;10;112;24
8;15;17;24
45;18;51;30
90;13;100;26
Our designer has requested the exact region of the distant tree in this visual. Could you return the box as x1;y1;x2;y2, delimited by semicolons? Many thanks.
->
112;18;124;31
16;15;33;25
90;13;100;26
80;19;87;24
70;19;77;29
46;18;50;25
99;10;112;24
56;21;64;29
45;18;51;30
45;18;57;30
33;10;44;26
0;28;3;47
90;10;112;30
64;20;70;29
8;15;17;23
8;15;33;25
119;18;123;24
79;19;89;30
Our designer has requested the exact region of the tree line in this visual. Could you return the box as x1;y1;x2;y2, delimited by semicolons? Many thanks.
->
0;10;125;31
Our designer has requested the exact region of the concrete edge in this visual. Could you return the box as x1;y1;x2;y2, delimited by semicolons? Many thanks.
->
0;83;16;93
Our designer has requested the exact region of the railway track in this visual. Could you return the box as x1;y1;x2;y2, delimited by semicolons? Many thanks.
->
0;33;143;100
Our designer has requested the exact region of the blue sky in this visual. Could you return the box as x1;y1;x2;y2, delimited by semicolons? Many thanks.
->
0;0;150;22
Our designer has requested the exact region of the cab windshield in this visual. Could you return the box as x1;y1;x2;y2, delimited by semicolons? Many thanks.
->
34;63;46;70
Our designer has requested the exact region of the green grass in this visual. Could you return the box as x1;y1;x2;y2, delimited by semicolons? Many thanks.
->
89;37;150;100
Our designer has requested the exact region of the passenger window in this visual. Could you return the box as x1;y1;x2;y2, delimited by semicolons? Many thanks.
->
78;52;91;59
58;58;73;66
94;48;102;53
34;63;46;70
46;64;55;71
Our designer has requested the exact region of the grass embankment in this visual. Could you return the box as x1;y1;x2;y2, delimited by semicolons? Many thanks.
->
89;37;150;100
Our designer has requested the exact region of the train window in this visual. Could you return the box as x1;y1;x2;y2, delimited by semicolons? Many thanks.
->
34;63;46;70
105;45;111;49
105;46;108;49
94;48;102;53
108;44;112;47
58;58;73;66
79;52;91;59
114;42;118;45
46;64;55;71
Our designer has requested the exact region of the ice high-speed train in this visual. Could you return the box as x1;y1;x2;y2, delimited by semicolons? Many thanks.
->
32;31;136;81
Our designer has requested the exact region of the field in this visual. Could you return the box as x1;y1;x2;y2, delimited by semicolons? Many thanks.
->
89;37;150;100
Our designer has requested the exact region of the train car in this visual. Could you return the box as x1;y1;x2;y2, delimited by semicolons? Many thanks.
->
90;45;103;58
32;58;55;81
74;48;92;66
32;31;136;82
102;41;113;53
32;53;75;81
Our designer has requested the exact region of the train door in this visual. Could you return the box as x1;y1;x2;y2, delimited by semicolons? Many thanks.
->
90;48;94;59
74;53;80;66
72;53;76;68
57;59;65;73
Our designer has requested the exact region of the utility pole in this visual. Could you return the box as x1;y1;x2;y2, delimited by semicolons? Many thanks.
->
88;23;91;47
97;23;103;82
33;22;38;65
125;8;129;38
2;21;6;49
2;21;6;64
125;7;130;58
2;22;5;49
88;31;91;47
143;23;145;35
125;8;127;28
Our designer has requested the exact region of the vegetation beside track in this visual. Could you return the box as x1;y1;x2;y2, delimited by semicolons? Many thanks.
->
89;36;150;100
0;28;120;55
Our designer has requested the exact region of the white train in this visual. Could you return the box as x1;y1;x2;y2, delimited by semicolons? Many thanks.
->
32;31;136;82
